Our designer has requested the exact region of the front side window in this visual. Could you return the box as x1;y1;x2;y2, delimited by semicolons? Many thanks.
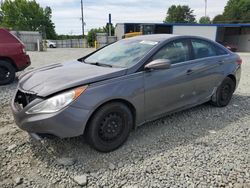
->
191;39;217;59
84;39;158;68
152;40;190;64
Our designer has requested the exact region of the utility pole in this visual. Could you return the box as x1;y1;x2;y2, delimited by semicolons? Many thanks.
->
205;0;207;17
108;13;112;36
81;0;85;38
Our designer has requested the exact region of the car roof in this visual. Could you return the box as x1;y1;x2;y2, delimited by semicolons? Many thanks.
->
126;34;180;42
124;34;221;44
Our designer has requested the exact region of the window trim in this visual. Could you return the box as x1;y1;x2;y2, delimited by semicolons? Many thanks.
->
138;37;231;73
190;38;229;60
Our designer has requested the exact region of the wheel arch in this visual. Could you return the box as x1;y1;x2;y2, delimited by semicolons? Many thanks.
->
227;74;236;91
0;56;17;71
84;98;137;134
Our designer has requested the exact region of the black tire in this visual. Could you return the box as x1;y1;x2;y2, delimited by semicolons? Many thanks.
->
49;44;54;48
86;102;133;152
0;60;16;85
211;77;235;107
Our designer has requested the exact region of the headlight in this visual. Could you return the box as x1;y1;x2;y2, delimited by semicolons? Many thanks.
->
26;86;87;114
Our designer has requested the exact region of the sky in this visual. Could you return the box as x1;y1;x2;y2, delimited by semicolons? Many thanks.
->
36;0;229;35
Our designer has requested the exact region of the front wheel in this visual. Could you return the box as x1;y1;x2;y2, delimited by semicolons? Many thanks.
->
0;61;16;85
86;102;133;152
211;77;235;107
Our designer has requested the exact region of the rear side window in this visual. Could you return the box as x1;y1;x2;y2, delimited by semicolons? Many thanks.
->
191;39;217;59
214;45;228;55
152;40;190;64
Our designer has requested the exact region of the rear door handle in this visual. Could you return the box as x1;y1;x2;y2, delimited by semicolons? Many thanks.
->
218;60;225;65
186;69;193;75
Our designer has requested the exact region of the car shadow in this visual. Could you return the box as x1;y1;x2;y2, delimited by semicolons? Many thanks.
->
30;93;250;174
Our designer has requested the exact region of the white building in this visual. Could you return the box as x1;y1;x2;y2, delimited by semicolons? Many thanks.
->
115;23;250;52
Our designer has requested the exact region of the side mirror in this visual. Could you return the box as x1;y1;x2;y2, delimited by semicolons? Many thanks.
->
145;59;171;70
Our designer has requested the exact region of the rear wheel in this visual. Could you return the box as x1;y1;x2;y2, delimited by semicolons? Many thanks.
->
86;102;133;152
211;77;235;107
0;60;16;85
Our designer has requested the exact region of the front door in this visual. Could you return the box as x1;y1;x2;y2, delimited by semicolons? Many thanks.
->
144;39;196;121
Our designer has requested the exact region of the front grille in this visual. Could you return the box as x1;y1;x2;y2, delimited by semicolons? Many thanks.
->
15;90;37;109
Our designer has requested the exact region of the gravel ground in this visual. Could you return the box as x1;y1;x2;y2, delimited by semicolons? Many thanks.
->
27;48;95;68
0;49;249;188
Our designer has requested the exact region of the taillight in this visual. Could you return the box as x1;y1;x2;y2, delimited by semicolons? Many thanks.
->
237;58;242;65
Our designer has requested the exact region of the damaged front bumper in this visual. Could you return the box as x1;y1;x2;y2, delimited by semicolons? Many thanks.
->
11;89;90;138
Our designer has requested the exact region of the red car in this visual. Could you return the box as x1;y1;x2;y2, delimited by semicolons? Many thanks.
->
0;28;31;85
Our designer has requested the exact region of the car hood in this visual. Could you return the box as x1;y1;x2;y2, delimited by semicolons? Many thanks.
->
18;61;126;97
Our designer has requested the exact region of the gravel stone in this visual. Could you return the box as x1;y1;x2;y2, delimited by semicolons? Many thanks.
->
208;130;217;134
90;172;98;179
56;157;76;166
14;177;23;185
7;144;17;151
108;163;115;170
118;162;123;168
123;185;139;188
73;175;88;186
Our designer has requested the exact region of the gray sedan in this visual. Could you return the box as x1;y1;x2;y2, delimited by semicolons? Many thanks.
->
11;34;242;152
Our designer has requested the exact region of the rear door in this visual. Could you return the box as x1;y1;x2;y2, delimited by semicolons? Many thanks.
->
144;39;197;120
189;38;229;102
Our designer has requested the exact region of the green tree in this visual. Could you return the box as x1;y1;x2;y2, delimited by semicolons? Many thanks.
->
103;23;115;36
87;28;104;47
0;0;57;39
0;13;3;27
223;0;250;23
87;23;115;47
57;34;83;40
213;0;250;23
199;16;211;24
213;14;225;23
0;8;3;25
43;7;57;39
164;5;196;23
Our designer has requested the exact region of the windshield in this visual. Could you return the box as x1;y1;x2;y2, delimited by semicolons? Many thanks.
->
84;39;158;68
